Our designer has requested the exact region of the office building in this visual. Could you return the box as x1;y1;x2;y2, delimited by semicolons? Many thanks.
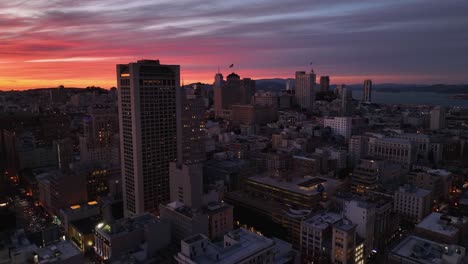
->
174;228;299;264
36;170;87;213
94;213;171;261
393;133;431;161
348;135;370;166
323;117;352;140
344;199;376;258
351;159;401;193
388;235;465;264
373;198;400;251
295;70;316;111
334;84;345;97
245;175;343;209
213;72;255;118
9;240;84;264
408;168;452;201
230;104;277;126
368;137;416;168
169;162;203;209
362;79;372;103
286;78;295;91
117;59;179;216
79;105;120;167
320;76;330;92
301;212;342;261
415;212;468;244
332;219;365;264
159;201;209;243
177;89;206;165
341;86;353;116
252;91;279;108
394;185;432;223
430;106;446;130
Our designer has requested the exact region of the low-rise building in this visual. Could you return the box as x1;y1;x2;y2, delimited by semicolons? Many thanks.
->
245;175;343;209
388;235;465;264
408;168;453;201
94;213;171;261
415;212;468;244
174;228;299;264
368;137;416;169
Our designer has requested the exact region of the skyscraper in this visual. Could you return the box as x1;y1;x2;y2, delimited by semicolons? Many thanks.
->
213;72;255;118
117;60;179;216
295;70;316;111
320;76;330;92
177;88;206;165
362;79;372;103
341;86;353;116
430;106;446;130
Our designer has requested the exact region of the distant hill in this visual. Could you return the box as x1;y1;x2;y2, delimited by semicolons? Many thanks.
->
256;79;468;94
256;79;287;92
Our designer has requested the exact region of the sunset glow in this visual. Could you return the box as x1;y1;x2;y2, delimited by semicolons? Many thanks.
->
1;0;467;90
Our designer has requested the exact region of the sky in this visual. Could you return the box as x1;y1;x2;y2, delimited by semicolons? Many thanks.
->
1;0;467;90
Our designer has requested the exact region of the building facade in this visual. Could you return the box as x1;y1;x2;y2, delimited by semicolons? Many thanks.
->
117;60;179;216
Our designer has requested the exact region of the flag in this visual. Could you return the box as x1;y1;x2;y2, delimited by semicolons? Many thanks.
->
229;64;234;68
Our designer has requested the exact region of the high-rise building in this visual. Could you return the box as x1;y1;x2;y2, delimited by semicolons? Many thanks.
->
295;70;316;111
79;105;120;167
341;86;353;116
331;219;365;264
394;185;432;223
334;84;345;97
117;60;179;216
430;106;446;130
286;78;295;91
348;135;370;165
301;212;342;261
351;159;401;193
213;72;255;118
344;199;376;258
177;89;206;165
320;76;330;92
323;117;352;140
362;79;372;102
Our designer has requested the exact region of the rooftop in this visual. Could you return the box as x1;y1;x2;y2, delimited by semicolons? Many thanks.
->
70;216;102;235
416;213;465;237
303;211;342;230
95;213;161;236
183;228;275;264
247;175;342;196
397;184;432;197
391;235;465;264
36;241;82;263
334;219;356;232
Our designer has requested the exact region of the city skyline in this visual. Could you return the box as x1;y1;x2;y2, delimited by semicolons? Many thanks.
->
1;0;468;90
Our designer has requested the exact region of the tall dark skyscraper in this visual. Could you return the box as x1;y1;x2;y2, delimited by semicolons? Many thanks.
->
295;70;316;111
320;76;330;92
117;60;180;216
363;79;372;103
176;88;206;165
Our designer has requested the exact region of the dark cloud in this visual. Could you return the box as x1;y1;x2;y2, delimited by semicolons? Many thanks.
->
0;0;467;89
